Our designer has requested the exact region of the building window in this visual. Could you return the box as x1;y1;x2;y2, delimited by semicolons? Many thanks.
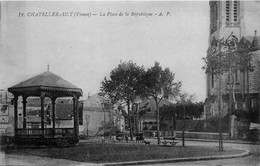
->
251;98;259;110
235;70;238;81
233;1;239;22
226;1;230;22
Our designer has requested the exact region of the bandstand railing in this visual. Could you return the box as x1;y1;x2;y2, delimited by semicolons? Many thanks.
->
17;128;75;138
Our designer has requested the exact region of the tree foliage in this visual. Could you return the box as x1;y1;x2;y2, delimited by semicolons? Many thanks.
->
101;61;146;139
202;33;254;75
144;62;181;100
160;102;204;120
159;104;176;119
101;61;146;104
176;102;204;119
138;102;152;118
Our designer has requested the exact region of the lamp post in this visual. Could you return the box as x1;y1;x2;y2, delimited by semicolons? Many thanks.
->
101;102;106;138
217;39;223;152
218;59;224;152
182;103;186;147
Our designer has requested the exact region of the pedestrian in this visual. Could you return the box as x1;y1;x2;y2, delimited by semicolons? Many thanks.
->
113;135;116;143
125;135;128;143
102;136;105;143
173;130;176;139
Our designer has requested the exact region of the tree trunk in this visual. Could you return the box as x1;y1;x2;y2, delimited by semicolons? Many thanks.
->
156;101;160;145
218;76;223;151
172;115;175;136
127;101;133;141
229;68;232;138
231;73;237;109
247;69;249;95
218;44;223;152
242;70;245;100
182;104;185;147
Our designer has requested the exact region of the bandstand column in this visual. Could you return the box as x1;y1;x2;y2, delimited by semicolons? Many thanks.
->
40;92;45;136
14;95;18;139
73;96;79;137
51;97;56;137
22;95;28;129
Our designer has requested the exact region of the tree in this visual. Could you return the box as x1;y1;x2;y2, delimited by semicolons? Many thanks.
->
143;62;181;144
203;32;254;151
202;32;254;137
203;33;253;104
101;61;146;140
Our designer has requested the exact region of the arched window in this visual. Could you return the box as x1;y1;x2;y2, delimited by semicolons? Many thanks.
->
210;1;218;34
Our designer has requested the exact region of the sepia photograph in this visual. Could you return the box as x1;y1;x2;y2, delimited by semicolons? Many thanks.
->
0;0;259;165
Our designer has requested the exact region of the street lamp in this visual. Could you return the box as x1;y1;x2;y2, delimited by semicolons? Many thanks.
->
182;102;186;147
101;102;106;138
217;38;224;152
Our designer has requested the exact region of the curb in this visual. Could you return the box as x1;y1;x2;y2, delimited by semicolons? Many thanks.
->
101;149;250;166
174;138;260;145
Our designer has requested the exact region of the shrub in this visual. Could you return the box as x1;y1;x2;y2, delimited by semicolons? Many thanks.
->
204;116;229;133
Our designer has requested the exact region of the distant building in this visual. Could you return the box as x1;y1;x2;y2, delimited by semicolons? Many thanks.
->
0;90;13;134
82;93;124;136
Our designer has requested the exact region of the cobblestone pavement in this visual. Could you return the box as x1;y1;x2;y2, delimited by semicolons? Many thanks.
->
0;149;90;166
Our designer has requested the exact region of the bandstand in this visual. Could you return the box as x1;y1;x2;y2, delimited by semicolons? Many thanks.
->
8;71;83;146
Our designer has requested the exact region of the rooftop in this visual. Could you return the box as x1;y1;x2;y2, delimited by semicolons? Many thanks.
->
8;71;82;96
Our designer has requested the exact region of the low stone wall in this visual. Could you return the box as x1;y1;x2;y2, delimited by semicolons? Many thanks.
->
143;130;230;140
176;131;229;140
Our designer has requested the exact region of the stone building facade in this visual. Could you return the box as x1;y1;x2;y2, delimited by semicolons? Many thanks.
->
205;1;260;139
82;93;125;136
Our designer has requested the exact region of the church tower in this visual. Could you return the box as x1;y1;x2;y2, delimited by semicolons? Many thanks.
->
209;1;245;41
207;1;246;98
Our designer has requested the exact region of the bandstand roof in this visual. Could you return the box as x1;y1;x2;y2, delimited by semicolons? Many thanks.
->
8;71;83;97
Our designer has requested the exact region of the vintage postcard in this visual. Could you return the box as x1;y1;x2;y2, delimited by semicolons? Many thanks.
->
0;1;259;166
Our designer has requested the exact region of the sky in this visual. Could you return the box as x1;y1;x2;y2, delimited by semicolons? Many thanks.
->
0;1;210;102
